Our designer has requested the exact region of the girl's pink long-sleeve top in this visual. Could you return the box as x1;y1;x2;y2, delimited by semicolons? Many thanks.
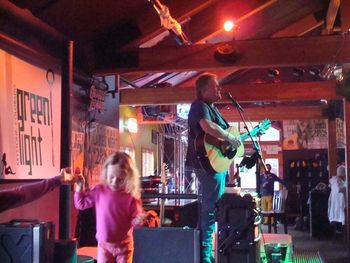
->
74;184;143;244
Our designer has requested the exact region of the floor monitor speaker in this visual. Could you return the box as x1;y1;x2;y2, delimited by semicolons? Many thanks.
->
133;227;200;263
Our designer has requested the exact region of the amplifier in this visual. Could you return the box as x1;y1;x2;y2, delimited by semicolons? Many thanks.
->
259;233;293;263
0;220;54;263
216;193;260;263
133;227;200;263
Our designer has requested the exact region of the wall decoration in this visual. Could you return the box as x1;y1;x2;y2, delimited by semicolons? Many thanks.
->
84;124;119;186
0;50;61;179
71;131;85;178
336;118;345;148
282;120;328;150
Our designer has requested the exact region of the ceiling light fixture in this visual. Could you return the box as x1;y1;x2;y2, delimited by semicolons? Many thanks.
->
308;67;321;76
223;20;235;32
267;69;280;78
292;67;305;77
148;0;191;46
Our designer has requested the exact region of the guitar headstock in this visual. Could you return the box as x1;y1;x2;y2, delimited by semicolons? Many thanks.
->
260;119;271;129
254;119;271;136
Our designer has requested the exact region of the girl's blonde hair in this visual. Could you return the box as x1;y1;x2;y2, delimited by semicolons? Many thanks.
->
101;152;141;199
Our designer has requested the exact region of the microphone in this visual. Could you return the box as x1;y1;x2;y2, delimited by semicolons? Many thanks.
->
225;92;244;112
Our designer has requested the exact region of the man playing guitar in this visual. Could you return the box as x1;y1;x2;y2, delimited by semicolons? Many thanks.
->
186;73;241;263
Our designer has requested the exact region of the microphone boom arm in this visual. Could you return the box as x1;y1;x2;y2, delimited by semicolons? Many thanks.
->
225;92;244;112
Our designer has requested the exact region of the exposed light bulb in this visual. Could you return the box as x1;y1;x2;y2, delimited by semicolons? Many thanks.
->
224;20;235;32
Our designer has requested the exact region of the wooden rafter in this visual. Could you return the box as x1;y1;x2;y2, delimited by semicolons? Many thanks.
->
177;9;326;88
324;0;341;34
272;13;324;37
220;104;328;121
120;80;338;106
190;0;276;43
341;0;350;32
96;34;350;74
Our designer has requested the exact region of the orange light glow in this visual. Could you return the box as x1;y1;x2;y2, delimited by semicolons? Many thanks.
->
223;20;234;32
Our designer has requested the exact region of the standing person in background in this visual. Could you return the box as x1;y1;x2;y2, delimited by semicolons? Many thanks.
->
186;73;241;263
74;152;145;263
260;163;286;224
328;164;346;234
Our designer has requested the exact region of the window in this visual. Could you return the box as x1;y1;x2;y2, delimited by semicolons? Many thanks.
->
142;149;154;177
120;147;135;160
233;157;279;191
233;157;257;189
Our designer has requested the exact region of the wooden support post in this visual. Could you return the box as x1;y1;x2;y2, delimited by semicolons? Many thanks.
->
59;40;73;240
327;117;337;177
343;98;350;253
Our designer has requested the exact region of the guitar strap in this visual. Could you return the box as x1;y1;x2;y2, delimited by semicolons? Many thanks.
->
209;104;229;129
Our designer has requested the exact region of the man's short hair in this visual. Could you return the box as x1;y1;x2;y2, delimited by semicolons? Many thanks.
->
195;73;217;98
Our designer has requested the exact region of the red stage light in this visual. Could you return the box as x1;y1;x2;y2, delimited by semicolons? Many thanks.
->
223;20;235;32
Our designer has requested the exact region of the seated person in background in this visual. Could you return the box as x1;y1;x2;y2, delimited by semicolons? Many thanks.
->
0;168;74;213
260;163;287;224
328;164;346;234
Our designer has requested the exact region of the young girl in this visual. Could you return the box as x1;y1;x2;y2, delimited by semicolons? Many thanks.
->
74;152;145;263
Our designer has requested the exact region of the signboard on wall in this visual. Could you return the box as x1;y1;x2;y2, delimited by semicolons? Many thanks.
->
282;120;328;150
85;124;119;186
71;131;85;177
0;50;61;179
336;118;345;148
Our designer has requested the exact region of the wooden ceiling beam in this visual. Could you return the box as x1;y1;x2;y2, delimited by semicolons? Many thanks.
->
220;104;328;121
96;34;350;75
120;80;338;106
272;13;324;37
161;0;275;86
323;0;340;34
341;0;350;32
187;0;276;43
177;10;325;88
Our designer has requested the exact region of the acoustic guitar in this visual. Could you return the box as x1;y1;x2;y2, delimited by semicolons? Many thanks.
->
195;119;271;174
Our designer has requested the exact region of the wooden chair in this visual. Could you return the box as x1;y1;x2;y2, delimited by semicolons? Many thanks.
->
261;189;288;234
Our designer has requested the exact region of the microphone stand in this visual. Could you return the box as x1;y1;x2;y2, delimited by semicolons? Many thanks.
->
226;94;264;198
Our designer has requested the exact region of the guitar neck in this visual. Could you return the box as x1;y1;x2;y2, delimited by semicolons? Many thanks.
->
240;131;257;142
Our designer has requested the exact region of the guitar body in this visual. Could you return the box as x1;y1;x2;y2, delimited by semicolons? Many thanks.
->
194;119;271;174
195;126;244;174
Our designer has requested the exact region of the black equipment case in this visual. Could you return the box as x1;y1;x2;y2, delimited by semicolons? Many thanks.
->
216;193;261;263
0;219;55;263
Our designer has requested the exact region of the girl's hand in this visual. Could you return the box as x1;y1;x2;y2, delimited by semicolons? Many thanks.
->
74;175;85;192
132;213;148;227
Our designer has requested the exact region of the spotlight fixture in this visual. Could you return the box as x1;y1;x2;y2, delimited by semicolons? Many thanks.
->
214;43;240;63
308;67;321;76
267;69;280;78
292;67;305;77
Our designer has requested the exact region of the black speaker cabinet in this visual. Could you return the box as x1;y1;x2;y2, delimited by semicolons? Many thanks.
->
133;227;200;263
309;189;333;237
216;194;259;263
0;220;54;263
